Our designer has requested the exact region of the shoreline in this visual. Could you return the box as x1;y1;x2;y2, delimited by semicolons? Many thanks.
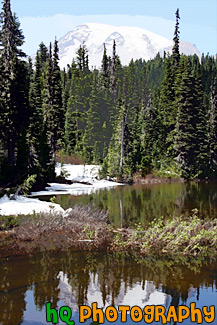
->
1;207;217;259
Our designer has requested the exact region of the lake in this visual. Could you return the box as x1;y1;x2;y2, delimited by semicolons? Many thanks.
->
1;181;217;324
38;181;217;228
0;251;217;325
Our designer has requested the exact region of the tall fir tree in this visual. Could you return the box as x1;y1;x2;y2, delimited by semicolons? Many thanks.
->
83;71;104;162
0;0;30;183
193;57;209;178
159;56;176;157
100;43;110;88
64;95;78;155
52;39;64;148
140;91;160;174
172;8;180;68
110;40;117;96
175;56;197;179
76;42;89;72
43;41;64;163
0;0;18;168
209;74;217;176
107;92;129;178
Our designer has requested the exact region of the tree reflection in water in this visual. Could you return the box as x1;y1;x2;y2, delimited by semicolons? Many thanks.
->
41;181;217;229
0;252;216;324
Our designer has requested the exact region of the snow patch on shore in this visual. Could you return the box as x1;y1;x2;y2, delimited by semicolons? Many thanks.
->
0;164;122;216
0;194;64;216
31;164;122;196
56;163;100;182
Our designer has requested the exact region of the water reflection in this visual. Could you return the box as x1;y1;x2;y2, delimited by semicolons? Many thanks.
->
39;181;217;227
0;252;217;324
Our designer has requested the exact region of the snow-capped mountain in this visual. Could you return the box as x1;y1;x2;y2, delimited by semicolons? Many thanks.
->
57;23;200;69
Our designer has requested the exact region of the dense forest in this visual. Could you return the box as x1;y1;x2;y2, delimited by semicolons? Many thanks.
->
0;0;217;191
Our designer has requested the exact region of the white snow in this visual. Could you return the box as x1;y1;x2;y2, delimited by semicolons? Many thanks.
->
0;164;122;216
0;194;64;216
56;22;201;69
31;163;122;196
31;180;122;196
56;163;100;181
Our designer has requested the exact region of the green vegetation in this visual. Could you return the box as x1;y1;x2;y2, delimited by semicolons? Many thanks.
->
1;206;217;258
139;212;217;257
110;210;217;258
0;215;20;230
1;1;217;192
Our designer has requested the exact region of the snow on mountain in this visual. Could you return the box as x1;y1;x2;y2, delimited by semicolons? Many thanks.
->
57;23;200;69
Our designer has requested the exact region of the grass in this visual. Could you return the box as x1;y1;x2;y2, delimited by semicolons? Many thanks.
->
123;212;217;257
56;151;85;165
0;214;23;230
1;206;217;258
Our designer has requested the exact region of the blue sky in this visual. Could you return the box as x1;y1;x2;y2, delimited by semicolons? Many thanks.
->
9;0;217;56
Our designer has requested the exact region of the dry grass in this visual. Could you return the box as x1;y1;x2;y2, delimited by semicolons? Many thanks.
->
2;207;217;258
56;152;85;165
12;205;112;254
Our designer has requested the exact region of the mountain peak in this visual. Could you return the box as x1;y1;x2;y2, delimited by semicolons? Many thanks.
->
57;23;200;69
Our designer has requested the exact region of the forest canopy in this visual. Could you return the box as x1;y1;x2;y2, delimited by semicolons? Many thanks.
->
0;1;217;192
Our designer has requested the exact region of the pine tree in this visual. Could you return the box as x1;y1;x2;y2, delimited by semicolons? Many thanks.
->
43;41;64;163
209;74;217;176
140;91;160;174
110;40;117;96
193;57;209;178
76;42;89;72
64;96;77;155
100;43;110;88
172;8;180;68
107;93;129;177
83;72;104;162
159;56;176;156
0;0;18;167
43;43;53;152
27;44;55;185
0;0;30;182
52;39;64;147
158;9;180;159
11;56;31;178
175;56;196;179
28;59;43;169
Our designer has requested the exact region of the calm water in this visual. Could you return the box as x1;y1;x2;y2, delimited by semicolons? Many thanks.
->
39;181;217;227
0;252;217;325
2;182;217;324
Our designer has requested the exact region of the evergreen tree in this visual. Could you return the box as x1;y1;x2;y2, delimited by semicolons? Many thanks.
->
83;72;104;162
0;0;18;167
43;41;64;163
76;42;89;72
158;10;180;160
140;91;160;174
172;8;180;68
193;57;209;178
209;74;217;176
175;56;196;179
159;56;176;156
52;39;64;147
28;59;44;169
43;43;53;153
107;94;129;177
100;43;110;88
0;0;30;183
64;95;77;155
110;40;117;96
